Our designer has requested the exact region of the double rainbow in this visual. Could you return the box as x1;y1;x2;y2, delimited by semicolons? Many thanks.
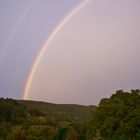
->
23;0;90;100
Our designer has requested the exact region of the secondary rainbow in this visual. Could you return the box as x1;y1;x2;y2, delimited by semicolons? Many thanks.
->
23;0;91;100
0;0;37;66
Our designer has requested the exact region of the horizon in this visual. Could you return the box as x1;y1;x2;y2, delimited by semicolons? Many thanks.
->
0;0;140;105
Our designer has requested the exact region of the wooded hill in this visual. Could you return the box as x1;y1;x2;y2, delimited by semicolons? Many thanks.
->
0;98;95;140
20;100;95;122
1;89;140;140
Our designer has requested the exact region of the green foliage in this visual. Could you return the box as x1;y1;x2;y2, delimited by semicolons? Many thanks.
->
52;123;78;140
23;100;95;122
0;97;93;140
0;125;7;139
87;89;140;140
3;89;140;140
0;98;27;123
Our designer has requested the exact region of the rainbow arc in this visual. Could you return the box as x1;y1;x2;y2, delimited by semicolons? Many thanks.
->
23;0;91;100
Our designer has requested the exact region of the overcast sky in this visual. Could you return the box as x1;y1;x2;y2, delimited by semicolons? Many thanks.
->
0;0;140;105
0;0;81;98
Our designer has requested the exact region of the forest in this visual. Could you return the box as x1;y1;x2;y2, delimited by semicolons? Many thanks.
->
0;89;140;140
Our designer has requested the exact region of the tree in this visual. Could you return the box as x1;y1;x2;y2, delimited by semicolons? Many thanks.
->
87;90;140;140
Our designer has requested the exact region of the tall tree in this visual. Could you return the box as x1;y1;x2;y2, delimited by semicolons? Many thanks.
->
87;89;140;140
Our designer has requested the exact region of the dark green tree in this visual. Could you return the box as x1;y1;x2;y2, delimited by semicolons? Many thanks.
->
87;89;140;140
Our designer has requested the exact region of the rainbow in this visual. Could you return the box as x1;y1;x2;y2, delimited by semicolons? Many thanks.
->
23;0;91;100
0;0;37;66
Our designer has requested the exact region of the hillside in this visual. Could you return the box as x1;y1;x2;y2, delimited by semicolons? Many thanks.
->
0;90;140;139
0;98;96;139
20;100;96;122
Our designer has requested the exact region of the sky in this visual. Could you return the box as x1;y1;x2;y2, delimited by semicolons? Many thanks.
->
0;0;140;105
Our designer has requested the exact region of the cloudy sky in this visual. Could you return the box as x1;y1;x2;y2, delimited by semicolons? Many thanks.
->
0;0;140;105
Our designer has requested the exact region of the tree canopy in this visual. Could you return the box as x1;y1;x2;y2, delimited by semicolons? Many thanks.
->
87;89;140;140
1;89;140;140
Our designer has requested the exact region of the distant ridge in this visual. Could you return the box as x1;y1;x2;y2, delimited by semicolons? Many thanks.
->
20;99;96;122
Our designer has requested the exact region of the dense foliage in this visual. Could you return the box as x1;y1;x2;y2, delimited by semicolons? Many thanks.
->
1;89;140;140
0;98;94;140
87;89;140;140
